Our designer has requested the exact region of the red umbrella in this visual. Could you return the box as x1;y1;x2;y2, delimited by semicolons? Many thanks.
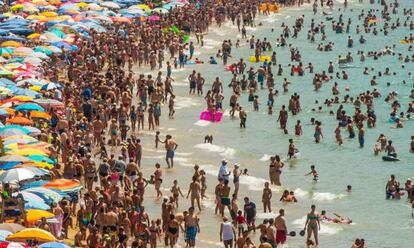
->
0;242;28;248
148;15;160;21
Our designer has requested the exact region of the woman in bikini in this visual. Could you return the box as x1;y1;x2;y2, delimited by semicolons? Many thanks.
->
305;205;320;247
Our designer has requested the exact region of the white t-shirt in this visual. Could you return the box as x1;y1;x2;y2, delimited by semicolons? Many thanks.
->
218;165;229;181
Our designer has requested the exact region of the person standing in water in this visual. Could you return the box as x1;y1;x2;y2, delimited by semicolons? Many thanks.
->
275;209;288;247
220;216;236;248
164;135;178;168
305;205;320;247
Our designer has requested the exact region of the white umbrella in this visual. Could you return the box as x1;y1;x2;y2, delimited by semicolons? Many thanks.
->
0;168;37;183
14;47;35;56
23;56;43;65
100;2;120;9
32;52;49;59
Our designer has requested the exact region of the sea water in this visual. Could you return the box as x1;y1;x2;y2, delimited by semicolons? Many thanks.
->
136;0;414;247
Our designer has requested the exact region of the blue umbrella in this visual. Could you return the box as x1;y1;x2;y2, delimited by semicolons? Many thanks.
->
0;109;8;116
41;82;62;91
0;161;20;170
13;192;50;210
39;242;71;248
27;155;55;165
15;103;45;112
12;88;40;98
0;230;12;241
0;78;16;86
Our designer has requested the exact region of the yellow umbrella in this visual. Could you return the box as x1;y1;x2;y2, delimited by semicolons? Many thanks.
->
40;11;57;17
137;4;151;11
25;210;55;222
27;33;41;39
10;96;33;102
15;161;54;169
77;2;88;7
10;4;24;11
30;85;41;92
30;111;51;120
13;148;48;157
6;228;56;243
1;41;23;48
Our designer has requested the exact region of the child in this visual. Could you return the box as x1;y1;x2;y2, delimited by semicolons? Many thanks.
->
171;180;184;208
347;185;352;192
235;210;247;237
168;95;175;118
242;169;249;175
295;120;302;136
253;95;260;111
305;165;319;181
155;131;163;148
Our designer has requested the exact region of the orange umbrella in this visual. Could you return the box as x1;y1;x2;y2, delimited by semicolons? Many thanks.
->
6;117;34;125
30;111;51;120
44;179;81;190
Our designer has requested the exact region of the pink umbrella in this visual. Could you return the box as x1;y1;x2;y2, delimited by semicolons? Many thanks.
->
148;15;160;21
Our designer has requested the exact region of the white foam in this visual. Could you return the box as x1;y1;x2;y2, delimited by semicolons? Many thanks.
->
194;143;236;159
174;96;200;110
256;212;278;219
201;45;215;50
260;154;272;161
194;120;211;127
312;192;346;202
294;188;310;198
167;128;176;131
285;15;291;19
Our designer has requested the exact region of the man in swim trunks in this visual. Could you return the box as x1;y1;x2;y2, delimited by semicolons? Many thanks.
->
164;135;178;168
220;180;232;217
184;207;200;248
275;209;288;246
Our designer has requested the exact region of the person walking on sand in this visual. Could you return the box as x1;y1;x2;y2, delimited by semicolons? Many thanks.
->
184;207;200;248
164;135;178;168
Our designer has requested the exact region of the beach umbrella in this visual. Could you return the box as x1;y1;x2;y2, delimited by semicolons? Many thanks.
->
0;127;29;137
12;88;40;98
12;192;50;210
10;96;34;102
25;210;55;223
0;48;13;55
0;224;24;234
14;103;45;112
0;41;22;48
40;83;61;91
44;179;82;192
39;242;70;248
152;7;169;14
23;57;42;65
21;126;41;135
33;46;52;55
23;187;63;204
100;2;121;9
0;125;30;135
6;117;34;126
0;168;37;182
0;87;11;95
147;15;160;21
29;111;51;120
27;155;54;164
27;33;41;39
13;47;34;56
15;162;53;170
136;4;151;11
0;231;12;242
32;99;63;108
6;228;56;243
3;135;37;142
14;148;48;157
0;242;28;248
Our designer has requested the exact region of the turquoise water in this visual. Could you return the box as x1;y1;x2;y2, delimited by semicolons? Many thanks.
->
137;0;414;247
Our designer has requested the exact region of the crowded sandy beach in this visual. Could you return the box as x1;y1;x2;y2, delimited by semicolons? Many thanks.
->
0;0;412;247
